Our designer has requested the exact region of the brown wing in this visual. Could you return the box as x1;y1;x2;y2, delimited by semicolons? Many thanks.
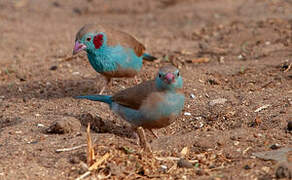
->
112;80;157;110
75;24;146;57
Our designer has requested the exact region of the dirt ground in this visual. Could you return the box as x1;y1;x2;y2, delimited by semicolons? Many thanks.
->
0;0;292;179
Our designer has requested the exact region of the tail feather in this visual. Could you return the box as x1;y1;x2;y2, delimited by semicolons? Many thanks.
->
142;53;157;61
75;95;112;105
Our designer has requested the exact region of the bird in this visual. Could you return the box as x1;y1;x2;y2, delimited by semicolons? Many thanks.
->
73;24;156;94
75;65;185;152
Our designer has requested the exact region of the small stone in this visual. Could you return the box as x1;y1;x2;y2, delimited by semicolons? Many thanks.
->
160;165;167;172
270;143;281;150
47;117;81;134
69;156;80;164
184;112;191;116
73;7;82;15
190;93;196;99
49;65;58;71
262;166;270;173
37;123;45;127
287;121;292;131
209;98;227;106
195;169;203;176
275;162;292;179
16;74;26;81
79;113;105;132
207;79;219;85
107;162;123;176
265;41;271;45
177;158;193;168
238;54;243;59
194;116;202;120
72;72;80;75
234;141;240;146
244;164;251;170
52;1;61;7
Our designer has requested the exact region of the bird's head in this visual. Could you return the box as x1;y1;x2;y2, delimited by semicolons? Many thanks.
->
155;65;183;91
73;24;106;55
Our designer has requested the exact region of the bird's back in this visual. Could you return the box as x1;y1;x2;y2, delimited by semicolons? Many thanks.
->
112;80;184;129
112;80;157;110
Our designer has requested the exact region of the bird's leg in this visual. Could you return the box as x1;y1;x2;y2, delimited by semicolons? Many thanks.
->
130;126;140;145
99;77;111;94
149;129;159;139
136;127;152;153
134;76;139;84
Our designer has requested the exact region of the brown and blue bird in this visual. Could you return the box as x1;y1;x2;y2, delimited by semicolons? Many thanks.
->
73;24;156;94
76;65;185;152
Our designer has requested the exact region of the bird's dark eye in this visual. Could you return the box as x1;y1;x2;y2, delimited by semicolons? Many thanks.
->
86;37;91;41
177;72;180;76
159;73;162;78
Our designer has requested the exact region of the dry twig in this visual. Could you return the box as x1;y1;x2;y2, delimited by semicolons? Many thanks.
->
87;123;95;166
56;144;87;153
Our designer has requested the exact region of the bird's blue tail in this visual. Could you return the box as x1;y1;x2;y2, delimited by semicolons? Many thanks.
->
142;53;157;61
75;95;112;105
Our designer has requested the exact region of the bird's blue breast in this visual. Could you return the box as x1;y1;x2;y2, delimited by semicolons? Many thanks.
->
87;45;143;73
142;93;185;121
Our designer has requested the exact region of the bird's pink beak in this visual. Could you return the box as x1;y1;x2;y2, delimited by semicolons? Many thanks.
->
164;73;175;84
73;41;87;55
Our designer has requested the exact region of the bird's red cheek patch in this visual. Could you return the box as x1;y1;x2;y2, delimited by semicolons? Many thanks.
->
93;34;104;49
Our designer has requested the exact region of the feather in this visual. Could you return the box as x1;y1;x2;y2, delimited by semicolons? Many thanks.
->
112;80;158;109
75;24;146;57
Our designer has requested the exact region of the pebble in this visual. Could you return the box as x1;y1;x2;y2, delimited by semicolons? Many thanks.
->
244;164;251;170
184;112;191;116
177;158;193;168
37;123;45;127
194;116;202;120
47;117;81;134
160;165;167;171
234;141;240;146
287;121;292;131
275;162;292;179
265;41;271;45
35;113;41;117
238;54;243;60
270;143;281;150
79;113;105;132
72;72;80;75
190;93;196;99
49;65;58;71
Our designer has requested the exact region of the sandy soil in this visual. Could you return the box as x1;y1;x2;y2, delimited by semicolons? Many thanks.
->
0;0;291;179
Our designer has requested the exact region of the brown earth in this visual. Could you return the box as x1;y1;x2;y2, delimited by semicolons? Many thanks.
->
0;0;292;179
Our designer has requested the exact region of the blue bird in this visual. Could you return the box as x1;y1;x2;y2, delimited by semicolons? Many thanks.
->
73;24;156;94
76;65;185;151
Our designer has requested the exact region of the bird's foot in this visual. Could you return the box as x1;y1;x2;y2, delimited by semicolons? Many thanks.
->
136;127;152;153
134;76;139;84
